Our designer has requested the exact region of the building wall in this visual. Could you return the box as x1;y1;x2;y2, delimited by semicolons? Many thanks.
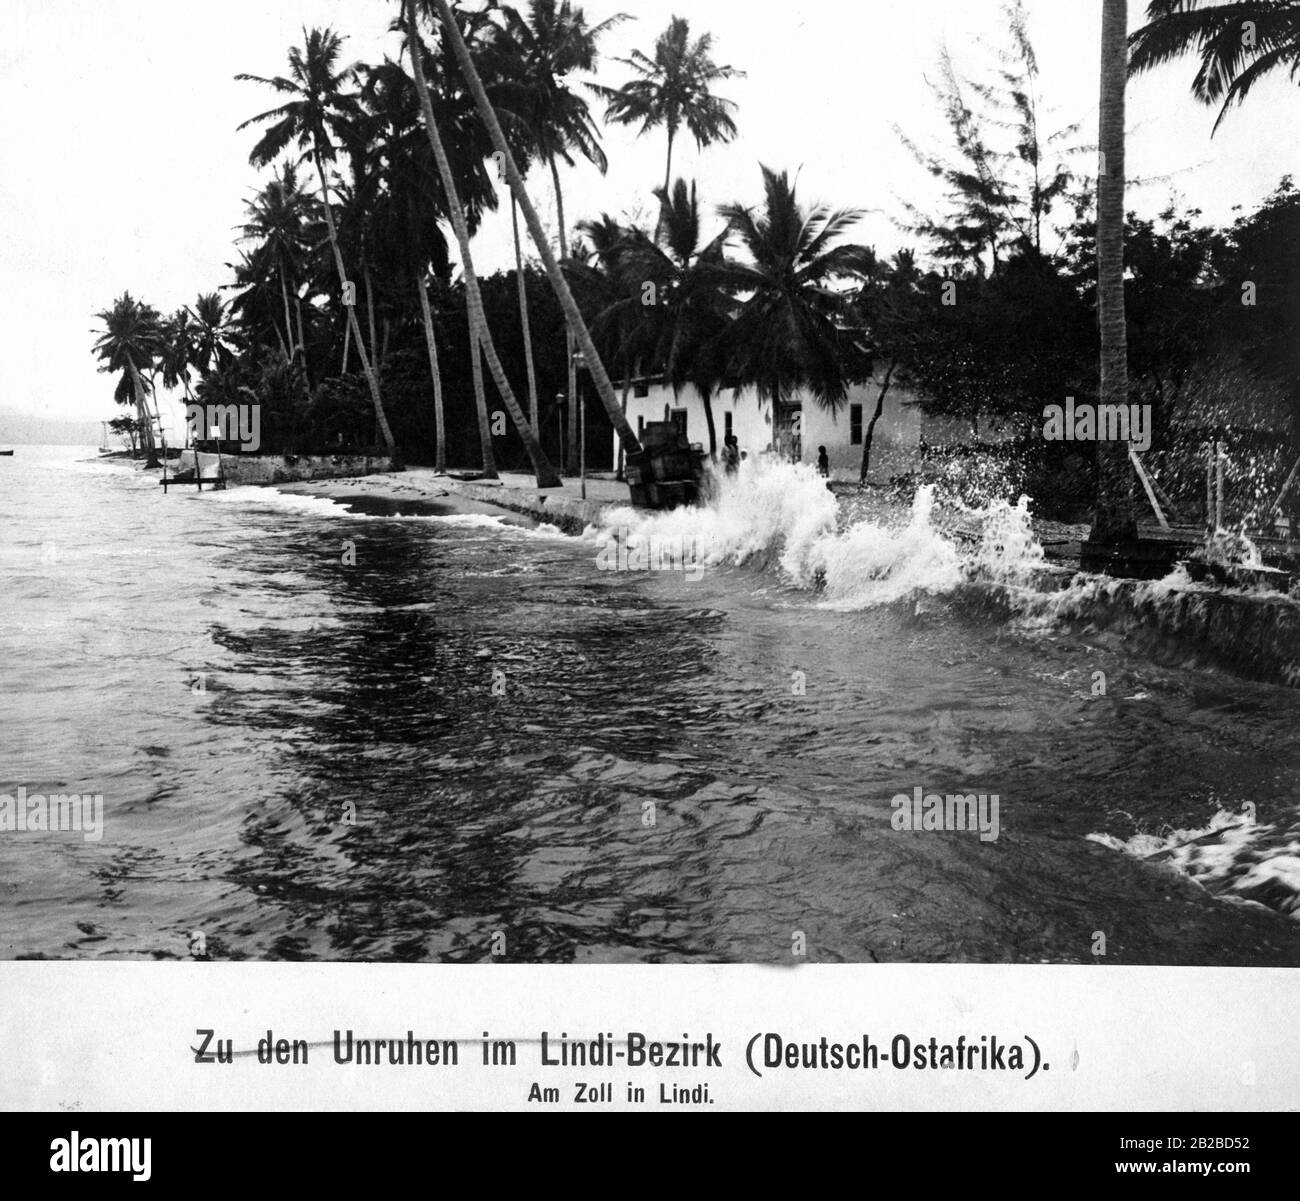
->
617;376;927;483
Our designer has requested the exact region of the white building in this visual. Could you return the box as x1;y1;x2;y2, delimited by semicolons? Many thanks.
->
614;374;1011;483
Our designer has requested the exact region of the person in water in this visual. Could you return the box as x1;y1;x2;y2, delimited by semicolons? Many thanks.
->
817;446;830;478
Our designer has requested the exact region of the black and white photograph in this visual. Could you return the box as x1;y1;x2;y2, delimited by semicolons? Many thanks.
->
1;0;1298;1135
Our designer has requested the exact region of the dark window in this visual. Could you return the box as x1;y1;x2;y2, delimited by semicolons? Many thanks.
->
850;403;864;446
670;409;688;437
637;415;645;440
633;379;650;399
725;412;734;440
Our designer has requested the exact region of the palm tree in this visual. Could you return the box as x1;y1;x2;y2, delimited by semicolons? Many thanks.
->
854;250;918;485
404;0;561;487
429;0;645;460
596;16;745;196
239;162;315;365
159;308;198;434
566;213;650;478
236;27;399;461
718;166;874;454
92;293;165;467
491;2;627;470
1129;0;1300;133
1094;0;1137;541
621;179;734;458
189;293;237;381
362;60;455;474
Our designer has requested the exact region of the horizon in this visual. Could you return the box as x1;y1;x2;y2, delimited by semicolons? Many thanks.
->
3;0;1297;427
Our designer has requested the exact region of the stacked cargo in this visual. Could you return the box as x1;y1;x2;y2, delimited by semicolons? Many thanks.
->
625;422;708;510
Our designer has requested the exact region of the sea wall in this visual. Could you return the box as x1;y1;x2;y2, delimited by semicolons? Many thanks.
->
958;574;1300;688
440;480;619;535
173;450;396;486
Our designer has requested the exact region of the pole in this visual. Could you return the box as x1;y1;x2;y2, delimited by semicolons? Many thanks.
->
580;383;587;501
212;426;224;492
1215;442;1224;531
1205;447;1213;533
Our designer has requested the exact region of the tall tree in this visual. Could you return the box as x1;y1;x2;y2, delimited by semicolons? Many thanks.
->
238;162;315;364
189;292;237;382
566;213;651;477
364;60;457;475
718;166;874;453
597;16;745;195
1095;0;1137;540
896;46;1019;272
237;27;399;460
92;293;165;467
974;1;1082;254
429;0;645;458
405;0;562;486
491;2;627;470
621;179;735;458
1129;0;1300;132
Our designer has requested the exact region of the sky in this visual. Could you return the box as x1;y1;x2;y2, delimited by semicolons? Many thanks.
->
2;0;1297;425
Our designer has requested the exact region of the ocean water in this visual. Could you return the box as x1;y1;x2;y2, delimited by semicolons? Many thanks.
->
1;445;1298;964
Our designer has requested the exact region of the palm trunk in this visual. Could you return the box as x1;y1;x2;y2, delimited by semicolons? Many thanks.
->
512;197;541;430
295;297;308;378
279;267;296;359
365;259;381;384
311;146;398;461
406;0;558;487
549;155;578;475
616;373;631;481
469;323;496;475
656;127;676;242
433;0;644;461
129;361;160;467
859;362;897;484
417;277;447;474
341;312;351;374
702;390;718;460
1094;0;1135;542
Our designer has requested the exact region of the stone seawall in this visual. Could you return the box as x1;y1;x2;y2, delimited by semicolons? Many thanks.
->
440;480;623;535
174;450;396;486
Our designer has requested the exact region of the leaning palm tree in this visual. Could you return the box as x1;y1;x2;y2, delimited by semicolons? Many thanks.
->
428;0;645;460
596;16;745;195
565;214;652;478
1129;0;1300;133
361;60;455;474
404;0;561;487
92;293;165;467
236;27;399;461
1094;0;1138;541
718;166;874;453
491;1;627;470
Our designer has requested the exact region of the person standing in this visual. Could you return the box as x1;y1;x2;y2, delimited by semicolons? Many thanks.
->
723;436;740;476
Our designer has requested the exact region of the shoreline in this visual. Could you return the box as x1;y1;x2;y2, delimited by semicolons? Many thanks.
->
280;468;629;535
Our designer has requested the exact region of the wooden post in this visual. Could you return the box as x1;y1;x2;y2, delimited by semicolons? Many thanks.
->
1128;446;1169;531
576;352;587;501
1215;442;1225;531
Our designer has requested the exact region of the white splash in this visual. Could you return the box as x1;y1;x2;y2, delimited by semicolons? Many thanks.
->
1089;809;1300;919
591;459;1048;609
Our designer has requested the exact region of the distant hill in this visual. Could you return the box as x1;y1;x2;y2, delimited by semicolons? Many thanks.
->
0;406;105;446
